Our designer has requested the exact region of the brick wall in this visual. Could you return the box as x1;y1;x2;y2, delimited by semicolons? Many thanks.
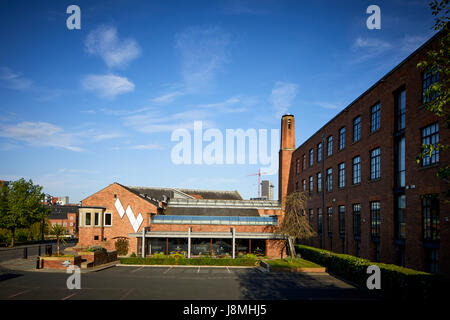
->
286;32;449;274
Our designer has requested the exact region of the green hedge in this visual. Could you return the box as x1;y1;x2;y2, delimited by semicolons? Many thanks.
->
119;257;259;266
296;244;448;300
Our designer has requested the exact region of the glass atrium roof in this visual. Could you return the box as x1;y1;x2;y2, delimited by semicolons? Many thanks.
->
150;215;278;226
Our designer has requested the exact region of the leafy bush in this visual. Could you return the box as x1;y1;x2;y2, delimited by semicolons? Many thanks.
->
16;229;30;242
296;244;449;300
130;252;136;257
85;245;106;252
0;229;11;246
120;257;260;266
115;238;129;256
152;253;166;259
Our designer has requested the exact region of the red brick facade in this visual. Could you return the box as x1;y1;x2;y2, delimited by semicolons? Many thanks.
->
285;32;449;274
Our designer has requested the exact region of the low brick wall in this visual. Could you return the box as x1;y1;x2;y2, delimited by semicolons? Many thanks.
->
39;255;82;269
80;250;118;267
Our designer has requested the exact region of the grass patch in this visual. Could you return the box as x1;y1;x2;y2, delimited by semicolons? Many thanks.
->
266;258;322;269
119;256;259;266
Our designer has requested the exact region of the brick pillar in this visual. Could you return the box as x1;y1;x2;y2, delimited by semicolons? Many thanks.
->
278;114;295;203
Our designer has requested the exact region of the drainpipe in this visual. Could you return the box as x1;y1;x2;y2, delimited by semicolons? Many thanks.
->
232;228;235;259
188;227;191;259
141;228;145;258
321;133;325;250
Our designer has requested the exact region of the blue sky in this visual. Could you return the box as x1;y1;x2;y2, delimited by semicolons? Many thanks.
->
0;0;436;202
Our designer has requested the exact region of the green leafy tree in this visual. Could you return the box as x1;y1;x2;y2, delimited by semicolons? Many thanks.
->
50;223;67;256
417;0;449;197
0;179;49;246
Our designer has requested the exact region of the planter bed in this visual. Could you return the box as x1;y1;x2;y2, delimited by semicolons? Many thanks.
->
120;257;260;267
39;255;82;269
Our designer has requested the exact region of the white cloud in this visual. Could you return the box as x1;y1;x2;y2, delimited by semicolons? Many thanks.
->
352;37;392;50
81;74;134;99
269;81;299;116
91;133;123;142
85;25;141;68
0;121;83;152
0;67;33;91
313;102;340;110
175;26;232;93
130;144;162;150
400;35;428;52
151;91;184;104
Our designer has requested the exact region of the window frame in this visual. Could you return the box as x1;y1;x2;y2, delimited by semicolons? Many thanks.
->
353;116;361;143
352;156;361;185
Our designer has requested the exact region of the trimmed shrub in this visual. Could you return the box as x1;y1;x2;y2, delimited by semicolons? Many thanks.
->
85;245;106;252
115;238;129;256
296;244;449;300
130;252;136;257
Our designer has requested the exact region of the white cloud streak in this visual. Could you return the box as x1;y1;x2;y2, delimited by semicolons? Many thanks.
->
81;74;134;99
85;25;141;68
269;81;299;117
0;67;33;91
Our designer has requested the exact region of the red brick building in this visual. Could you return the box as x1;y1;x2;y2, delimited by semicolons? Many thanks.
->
78;183;286;258
48;205;79;236
283;31;449;274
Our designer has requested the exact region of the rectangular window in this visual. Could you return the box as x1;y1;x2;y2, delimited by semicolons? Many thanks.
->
317;172;322;193
395;89;406;131
422;69;439;103
426;248;439;273
326;168;333;192
85;212;91;226
339;206;345;236
338;162;345;188
353;116;361;142
302;154;306;170
104;212;112;226
422;195;440;241
370;148;381;180
318;208;323;234
375;243;380;262
370;201;381;238
421;123;439;166
339;127;345;150
309;209;314;227
395;137;406;187
302;179;306;191
309;149;314;166
352;156;361;184
296;158;301;174
295;181;299;190
370;103;381;132
327;207;333;235
94;212;99;226
353;204;361;238
395;195;406;239
309;176;313;194
327;136;333;156
317;143;322;162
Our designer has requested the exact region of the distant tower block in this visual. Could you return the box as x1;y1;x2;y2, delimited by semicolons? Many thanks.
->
261;180;274;200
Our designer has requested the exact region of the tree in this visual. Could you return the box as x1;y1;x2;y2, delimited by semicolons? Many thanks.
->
417;0;449;197
277;191;316;257
50;224;67;256
0;179;48;246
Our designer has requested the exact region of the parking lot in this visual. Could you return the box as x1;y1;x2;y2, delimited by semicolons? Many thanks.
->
0;265;380;300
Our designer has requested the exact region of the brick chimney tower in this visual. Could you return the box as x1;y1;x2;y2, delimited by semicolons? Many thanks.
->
278;114;295;202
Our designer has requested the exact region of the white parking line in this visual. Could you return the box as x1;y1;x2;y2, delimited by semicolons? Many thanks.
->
131;266;144;273
8;289;32;299
226;266;231;273
163;266;173;274
197;267;200;273
120;288;134;300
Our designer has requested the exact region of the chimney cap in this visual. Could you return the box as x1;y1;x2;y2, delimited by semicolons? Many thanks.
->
282;114;294;118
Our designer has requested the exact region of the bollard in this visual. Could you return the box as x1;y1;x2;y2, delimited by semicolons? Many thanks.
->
36;256;40;269
23;247;28;259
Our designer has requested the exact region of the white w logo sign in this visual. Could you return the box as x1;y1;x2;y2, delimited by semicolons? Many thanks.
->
114;198;144;232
